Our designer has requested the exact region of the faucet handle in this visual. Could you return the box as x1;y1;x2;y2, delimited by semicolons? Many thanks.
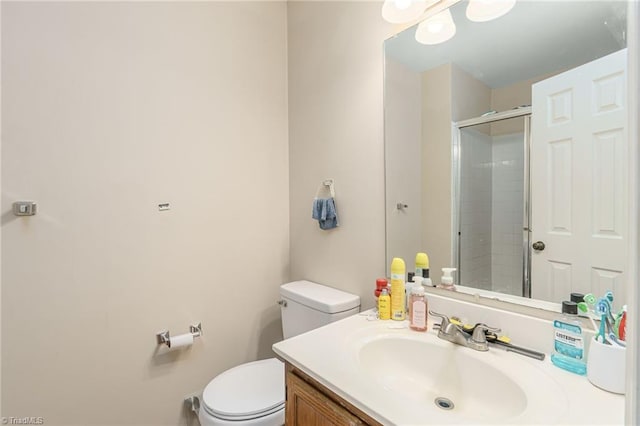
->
471;324;501;343
428;310;450;325
429;311;459;335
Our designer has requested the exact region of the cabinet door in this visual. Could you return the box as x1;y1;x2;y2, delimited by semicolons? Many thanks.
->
286;370;366;426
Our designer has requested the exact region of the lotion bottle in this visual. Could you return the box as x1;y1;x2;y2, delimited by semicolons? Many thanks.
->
378;288;391;320
409;286;427;332
390;257;406;321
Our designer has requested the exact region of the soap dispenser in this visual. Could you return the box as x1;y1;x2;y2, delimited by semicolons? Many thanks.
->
409;286;427;332
406;274;423;315
437;268;457;291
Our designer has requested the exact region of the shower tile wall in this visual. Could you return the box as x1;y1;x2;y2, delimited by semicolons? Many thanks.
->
491;133;524;296
459;128;492;290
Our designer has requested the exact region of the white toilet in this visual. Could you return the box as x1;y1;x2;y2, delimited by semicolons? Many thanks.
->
198;280;360;426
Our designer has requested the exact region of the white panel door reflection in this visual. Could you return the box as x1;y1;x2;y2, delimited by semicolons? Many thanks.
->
531;49;628;303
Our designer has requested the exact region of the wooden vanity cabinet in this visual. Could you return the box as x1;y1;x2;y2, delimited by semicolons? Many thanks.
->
285;362;383;426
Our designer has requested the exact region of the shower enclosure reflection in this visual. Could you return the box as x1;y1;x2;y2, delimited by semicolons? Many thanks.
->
455;113;529;297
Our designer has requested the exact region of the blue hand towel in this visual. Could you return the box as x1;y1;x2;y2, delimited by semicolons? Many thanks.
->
312;197;339;230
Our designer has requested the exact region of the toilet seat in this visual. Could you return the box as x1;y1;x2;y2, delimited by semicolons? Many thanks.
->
202;358;285;421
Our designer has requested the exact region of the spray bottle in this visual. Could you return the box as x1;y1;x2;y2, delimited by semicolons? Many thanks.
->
415;252;429;280
390;257;406;320
437;268;457;291
416;252;432;287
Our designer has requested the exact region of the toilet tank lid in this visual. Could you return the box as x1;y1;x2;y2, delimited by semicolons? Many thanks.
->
280;280;360;313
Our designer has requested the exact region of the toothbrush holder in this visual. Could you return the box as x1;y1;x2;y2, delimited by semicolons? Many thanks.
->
587;337;626;394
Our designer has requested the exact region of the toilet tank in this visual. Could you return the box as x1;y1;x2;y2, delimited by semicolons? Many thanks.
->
279;280;360;339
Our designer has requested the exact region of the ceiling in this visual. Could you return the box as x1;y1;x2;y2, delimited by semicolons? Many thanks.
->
385;0;627;88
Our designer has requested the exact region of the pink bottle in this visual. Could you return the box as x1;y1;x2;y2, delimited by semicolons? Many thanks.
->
409;286;427;332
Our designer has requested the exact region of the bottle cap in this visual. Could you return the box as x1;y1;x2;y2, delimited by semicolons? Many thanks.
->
411;286;425;295
407;272;415;283
376;278;388;289
415;252;429;268
391;257;406;275
570;293;585;303
562;301;578;315
423;268;430;278
381;288;389;296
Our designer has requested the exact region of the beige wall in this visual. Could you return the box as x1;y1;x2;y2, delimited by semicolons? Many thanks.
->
421;64;453;279
287;2;392;309
490;72;555;135
384;59;422;270
1;2;288;425
451;64;492;122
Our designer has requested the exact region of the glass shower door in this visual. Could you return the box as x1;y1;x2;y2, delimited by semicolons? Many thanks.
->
455;114;529;297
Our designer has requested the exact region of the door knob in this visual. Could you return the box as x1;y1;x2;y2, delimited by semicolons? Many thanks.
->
532;241;546;251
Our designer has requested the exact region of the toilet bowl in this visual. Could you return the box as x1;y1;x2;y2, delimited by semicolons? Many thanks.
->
199;359;285;426
198;280;360;426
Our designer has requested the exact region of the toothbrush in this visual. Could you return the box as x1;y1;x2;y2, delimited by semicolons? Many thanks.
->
605;291;614;303
608;332;626;347
619;307;627;341
605;317;615;338
577;301;598;331
595;298;611;344
583;293;597;306
604;291;616;325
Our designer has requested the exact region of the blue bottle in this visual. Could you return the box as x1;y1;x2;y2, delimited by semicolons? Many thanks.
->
551;301;587;375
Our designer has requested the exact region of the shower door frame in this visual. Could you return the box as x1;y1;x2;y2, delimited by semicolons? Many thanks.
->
452;107;532;298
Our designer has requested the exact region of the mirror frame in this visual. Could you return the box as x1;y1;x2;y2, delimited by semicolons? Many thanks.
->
623;2;639;422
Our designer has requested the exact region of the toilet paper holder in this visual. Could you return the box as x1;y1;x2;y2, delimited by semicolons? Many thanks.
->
156;322;202;348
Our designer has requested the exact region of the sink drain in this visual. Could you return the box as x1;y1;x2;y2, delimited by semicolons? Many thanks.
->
434;397;455;410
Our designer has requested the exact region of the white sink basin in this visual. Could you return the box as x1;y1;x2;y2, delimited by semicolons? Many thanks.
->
274;312;624;425
353;331;569;424
358;336;527;420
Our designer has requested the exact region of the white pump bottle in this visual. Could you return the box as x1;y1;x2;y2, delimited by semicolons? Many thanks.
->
437;267;457;291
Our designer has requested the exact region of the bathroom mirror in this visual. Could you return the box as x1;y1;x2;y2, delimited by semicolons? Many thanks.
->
384;0;628;308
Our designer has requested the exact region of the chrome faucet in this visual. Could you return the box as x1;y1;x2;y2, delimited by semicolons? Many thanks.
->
429;310;500;352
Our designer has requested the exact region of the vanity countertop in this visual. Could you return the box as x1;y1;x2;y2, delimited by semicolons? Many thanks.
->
273;310;624;425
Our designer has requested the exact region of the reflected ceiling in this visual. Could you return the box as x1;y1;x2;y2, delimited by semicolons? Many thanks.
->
385;1;627;88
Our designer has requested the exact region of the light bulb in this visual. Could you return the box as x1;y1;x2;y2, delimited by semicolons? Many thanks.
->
415;8;456;45
394;0;412;11
427;21;444;33
466;0;516;22
382;0;435;24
